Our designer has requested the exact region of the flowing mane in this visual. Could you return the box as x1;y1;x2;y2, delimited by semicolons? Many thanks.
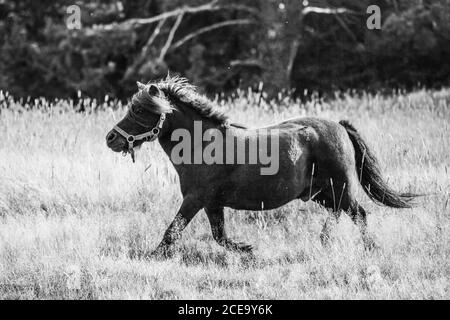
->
151;76;229;125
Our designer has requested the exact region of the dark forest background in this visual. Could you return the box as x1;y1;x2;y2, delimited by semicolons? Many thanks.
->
1;0;449;100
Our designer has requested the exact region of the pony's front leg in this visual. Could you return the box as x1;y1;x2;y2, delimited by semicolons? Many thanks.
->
151;195;202;258
205;207;253;253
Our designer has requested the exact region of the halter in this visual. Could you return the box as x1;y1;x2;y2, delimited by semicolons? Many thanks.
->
113;113;166;162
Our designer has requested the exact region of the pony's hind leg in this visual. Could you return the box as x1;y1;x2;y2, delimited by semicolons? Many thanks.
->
317;185;377;250
205;207;253;253
312;193;341;246
348;203;377;251
312;178;376;250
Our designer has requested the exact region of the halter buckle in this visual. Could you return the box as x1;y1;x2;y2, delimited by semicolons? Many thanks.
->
152;128;160;136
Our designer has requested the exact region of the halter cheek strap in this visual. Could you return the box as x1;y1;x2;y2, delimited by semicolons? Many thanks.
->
113;113;166;161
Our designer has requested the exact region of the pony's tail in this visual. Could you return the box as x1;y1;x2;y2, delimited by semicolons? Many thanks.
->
339;120;417;208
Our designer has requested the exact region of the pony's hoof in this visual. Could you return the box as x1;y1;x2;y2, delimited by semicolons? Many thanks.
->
363;236;379;252
224;240;253;253
236;243;253;253
147;246;174;260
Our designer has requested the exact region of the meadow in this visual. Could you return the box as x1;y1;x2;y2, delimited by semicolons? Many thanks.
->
0;88;449;299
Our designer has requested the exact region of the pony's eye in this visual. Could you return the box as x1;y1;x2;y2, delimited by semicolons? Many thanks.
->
133;106;143;114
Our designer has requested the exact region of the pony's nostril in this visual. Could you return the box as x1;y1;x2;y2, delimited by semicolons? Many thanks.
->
107;132;116;142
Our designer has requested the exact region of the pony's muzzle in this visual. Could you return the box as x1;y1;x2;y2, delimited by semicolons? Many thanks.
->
106;129;126;151
106;130;117;143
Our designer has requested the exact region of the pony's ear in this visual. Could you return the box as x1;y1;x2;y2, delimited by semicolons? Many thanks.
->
136;81;146;91
148;84;160;96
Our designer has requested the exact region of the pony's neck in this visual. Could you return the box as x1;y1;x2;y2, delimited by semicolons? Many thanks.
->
158;102;226;157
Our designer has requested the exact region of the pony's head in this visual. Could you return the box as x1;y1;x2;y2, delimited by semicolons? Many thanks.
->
106;81;173;160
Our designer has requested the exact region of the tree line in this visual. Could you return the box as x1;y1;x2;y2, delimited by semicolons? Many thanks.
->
1;0;449;100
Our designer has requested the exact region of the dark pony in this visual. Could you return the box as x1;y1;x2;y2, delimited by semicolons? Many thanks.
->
106;76;417;257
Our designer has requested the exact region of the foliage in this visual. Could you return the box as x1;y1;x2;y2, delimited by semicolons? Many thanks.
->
0;0;449;99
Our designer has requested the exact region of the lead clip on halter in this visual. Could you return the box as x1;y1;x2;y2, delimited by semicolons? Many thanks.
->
122;133;137;163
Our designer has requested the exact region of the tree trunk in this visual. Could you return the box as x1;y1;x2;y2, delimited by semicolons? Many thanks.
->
259;0;304;95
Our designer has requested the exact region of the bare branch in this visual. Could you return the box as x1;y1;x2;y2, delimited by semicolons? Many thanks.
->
92;1;216;31
128;2;214;26
123;18;167;80
286;39;300;80
96;0;261;30
223;4;262;18
95;0;260;31
142;18;166;57
334;14;358;43
302;7;354;15
170;19;256;51
230;59;264;69
159;13;184;61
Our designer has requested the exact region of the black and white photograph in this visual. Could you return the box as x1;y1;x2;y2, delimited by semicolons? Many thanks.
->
0;0;449;303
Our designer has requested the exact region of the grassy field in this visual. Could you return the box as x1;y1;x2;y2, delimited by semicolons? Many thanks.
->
0;88;449;299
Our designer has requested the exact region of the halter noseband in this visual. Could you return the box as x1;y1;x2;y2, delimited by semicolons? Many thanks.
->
113;113;166;162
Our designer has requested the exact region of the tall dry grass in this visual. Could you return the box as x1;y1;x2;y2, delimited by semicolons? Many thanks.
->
0;89;449;299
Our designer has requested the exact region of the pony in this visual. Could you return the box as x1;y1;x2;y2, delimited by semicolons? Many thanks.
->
106;76;416;257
